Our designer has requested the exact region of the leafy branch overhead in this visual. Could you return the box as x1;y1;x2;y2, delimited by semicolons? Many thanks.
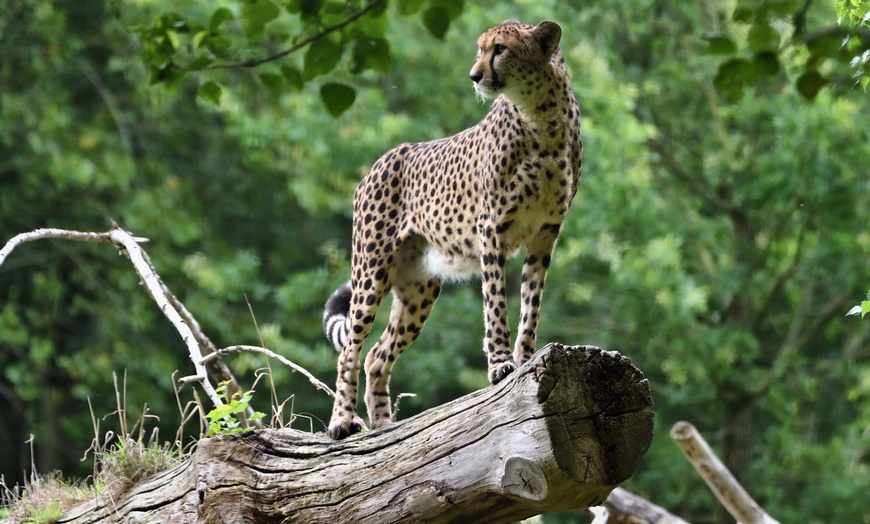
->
135;0;465;115
706;0;870;101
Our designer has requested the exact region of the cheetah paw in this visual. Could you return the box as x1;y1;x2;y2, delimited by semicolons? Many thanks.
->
327;417;363;440
489;361;517;385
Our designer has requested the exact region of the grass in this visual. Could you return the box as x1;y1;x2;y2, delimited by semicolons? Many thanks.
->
0;372;191;522
0;365;301;522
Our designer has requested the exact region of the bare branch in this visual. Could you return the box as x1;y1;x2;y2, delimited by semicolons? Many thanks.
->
597;487;691;524
104;227;223;407
209;0;386;70
671;421;779;524
0;227;222;407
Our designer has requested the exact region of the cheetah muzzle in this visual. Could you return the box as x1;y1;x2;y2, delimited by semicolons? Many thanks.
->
322;19;583;440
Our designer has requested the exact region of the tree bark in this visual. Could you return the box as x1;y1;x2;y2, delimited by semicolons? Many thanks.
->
599;487;691;523
670;421;779;524
59;344;654;524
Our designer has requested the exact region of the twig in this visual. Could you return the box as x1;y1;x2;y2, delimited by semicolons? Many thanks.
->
670;421;779;524
164;283;262;428
204;345;335;397
209;0;386;69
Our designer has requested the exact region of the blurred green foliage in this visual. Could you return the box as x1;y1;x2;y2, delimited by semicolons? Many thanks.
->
1;0;869;522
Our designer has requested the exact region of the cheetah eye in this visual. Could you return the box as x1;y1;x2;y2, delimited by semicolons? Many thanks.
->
493;43;507;56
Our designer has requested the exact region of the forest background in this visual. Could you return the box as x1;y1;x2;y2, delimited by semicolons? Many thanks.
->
1;0;869;522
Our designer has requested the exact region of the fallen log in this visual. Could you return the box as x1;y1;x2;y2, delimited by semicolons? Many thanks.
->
59;343;654;523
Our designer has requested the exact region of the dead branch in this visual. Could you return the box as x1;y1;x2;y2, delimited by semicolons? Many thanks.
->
670;421;779;524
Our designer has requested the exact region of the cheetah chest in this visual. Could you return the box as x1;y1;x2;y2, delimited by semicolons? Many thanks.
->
497;156;572;249
417;155;572;281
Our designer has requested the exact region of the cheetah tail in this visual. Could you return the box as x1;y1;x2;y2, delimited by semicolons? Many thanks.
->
323;281;352;352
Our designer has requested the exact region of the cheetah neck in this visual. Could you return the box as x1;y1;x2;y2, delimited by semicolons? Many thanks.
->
504;65;576;127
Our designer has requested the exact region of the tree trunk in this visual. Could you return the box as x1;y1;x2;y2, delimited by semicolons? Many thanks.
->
59;344;654;524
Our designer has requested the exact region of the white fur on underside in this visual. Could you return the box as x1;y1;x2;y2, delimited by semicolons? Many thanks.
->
421;246;480;283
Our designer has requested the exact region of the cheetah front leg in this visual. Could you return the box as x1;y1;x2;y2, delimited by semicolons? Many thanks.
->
479;223;515;384
513;225;561;367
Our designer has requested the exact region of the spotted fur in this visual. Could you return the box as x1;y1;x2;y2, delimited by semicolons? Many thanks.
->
323;20;583;439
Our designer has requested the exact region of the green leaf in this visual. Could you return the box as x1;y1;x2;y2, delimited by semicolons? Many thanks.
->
431;0;464;20
198;81;222;105
242;0;280;40
354;8;388;38
702;33;737;55
350;36;391;74
796;70;828;99
188;56;214;71
299;0;322;19
207;35;232;56
304;35;342;80
209;7;234;30
281;65;305;91
150;61;185;87
259;72;284;92
752;51;780;76
320;83;356;117
422;7;451;40
748;22;779;52
713;58;751;103
805;27;851;58
397;0;426;15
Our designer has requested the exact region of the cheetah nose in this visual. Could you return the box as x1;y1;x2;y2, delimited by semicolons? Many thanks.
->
469;70;483;83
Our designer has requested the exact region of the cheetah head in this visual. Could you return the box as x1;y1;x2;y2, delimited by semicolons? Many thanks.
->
469;20;562;102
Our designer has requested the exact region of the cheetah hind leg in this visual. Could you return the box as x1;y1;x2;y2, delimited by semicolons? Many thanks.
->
364;278;441;429
327;277;390;440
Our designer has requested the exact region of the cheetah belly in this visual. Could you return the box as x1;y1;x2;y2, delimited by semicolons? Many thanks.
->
421;246;479;282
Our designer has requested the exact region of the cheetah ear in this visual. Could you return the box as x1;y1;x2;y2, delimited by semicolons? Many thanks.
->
500;19;521;26
533;20;562;58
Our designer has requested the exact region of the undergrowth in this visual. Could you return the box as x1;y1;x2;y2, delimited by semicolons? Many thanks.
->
0;367;295;523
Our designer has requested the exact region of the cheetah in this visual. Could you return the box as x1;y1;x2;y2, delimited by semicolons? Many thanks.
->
322;19;582;439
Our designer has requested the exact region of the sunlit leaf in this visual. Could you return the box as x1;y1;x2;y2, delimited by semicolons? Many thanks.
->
320;83;356;117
